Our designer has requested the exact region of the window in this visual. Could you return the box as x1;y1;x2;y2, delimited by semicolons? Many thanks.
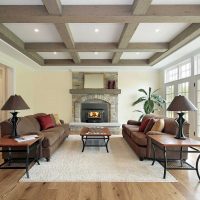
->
165;67;178;83
179;59;191;79
196;80;200;136
178;82;189;121
165;59;191;83
194;53;200;75
165;85;174;118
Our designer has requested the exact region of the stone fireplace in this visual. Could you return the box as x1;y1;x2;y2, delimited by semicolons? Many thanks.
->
69;72;121;133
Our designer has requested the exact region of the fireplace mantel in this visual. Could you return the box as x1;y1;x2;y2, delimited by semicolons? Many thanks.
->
70;89;121;95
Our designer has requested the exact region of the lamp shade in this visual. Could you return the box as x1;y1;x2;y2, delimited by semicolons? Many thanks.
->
1;95;30;111
167;95;197;111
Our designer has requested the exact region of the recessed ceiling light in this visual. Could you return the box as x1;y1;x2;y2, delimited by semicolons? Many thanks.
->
136;52;140;55
34;28;39;32
53;52;57;55
155;28;160;33
94;28;99;33
94;52;99;55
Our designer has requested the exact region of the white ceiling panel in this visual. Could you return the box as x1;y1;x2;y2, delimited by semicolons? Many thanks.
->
61;0;133;5
69;23;124;42
121;52;155;59
38;52;72;59
79;52;113;59
152;0;200;4
0;0;43;5
3;23;62;42
130;23;189;43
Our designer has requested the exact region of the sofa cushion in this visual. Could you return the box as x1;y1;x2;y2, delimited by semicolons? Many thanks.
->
37;115;55;130
17;117;39;135
130;132;147;146
151;119;165;132
122;124;139;136
42;126;65;148
139;118;151;132
144;118;156;134
163;118;178;135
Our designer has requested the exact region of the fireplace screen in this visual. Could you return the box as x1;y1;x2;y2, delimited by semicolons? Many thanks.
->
88;111;101;119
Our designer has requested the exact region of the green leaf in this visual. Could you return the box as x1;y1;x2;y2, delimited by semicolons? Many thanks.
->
138;114;144;122
144;99;154;114
133;110;144;113
148;87;152;99
132;97;146;106
138;89;147;95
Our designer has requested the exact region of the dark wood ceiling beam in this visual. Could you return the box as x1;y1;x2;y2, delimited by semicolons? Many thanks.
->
0;24;44;65
42;0;80;64
25;42;168;52
0;5;200;23
149;24;200;65
44;59;148;66
112;0;152;64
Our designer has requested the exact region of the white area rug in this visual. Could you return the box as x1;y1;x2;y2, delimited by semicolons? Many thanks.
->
20;135;177;182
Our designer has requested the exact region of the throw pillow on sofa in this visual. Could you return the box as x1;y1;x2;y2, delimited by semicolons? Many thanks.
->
151;118;165;132
144;118;156;134
37;114;55;130
139;118;151;132
52;113;62;125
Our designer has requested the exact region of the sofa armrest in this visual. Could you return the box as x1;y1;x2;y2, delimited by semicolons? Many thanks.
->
127;120;141;126
146;131;166;136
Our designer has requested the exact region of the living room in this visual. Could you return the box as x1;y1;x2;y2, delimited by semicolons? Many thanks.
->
0;0;200;200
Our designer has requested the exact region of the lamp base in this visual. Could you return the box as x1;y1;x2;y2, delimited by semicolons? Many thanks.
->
10;111;19;138
174;135;186;140
174;112;187;140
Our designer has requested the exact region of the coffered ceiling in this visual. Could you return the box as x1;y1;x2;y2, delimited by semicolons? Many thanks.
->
0;0;200;68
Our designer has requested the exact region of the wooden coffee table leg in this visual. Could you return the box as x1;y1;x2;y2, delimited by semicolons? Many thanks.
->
152;143;156;166
105;136;110;153
81;136;86;152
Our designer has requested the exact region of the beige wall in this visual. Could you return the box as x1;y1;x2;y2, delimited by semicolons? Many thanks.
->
118;71;160;124
15;65;35;116
33;71;72;122
14;68;160;124
15;69;72;122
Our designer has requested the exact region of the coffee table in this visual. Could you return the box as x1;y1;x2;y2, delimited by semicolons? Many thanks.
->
148;134;200;180
80;127;111;153
0;135;42;178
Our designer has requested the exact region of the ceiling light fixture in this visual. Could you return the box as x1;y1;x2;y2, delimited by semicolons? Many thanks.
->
155;28;160;33
34;28;39;32
94;52;99;55
94;28;99;33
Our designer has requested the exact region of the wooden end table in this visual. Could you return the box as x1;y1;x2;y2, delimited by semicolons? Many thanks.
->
148;134;200;180
80;127;111;153
0;135;42;178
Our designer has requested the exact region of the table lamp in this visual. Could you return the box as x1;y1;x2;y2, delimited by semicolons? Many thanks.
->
167;95;197;140
1;95;30;138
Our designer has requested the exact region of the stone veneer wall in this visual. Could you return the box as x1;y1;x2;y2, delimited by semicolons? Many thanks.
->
71;72;119;122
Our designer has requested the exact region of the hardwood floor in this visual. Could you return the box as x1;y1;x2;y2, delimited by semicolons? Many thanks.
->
0;136;200;200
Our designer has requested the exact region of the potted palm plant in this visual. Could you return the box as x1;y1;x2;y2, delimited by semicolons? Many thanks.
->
132;87;166;121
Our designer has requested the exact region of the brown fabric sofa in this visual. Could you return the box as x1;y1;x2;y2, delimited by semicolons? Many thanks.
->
122;114;190;161
0;113;70;161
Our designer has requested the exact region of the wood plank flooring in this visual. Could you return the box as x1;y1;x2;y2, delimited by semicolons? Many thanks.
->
0;134;200;200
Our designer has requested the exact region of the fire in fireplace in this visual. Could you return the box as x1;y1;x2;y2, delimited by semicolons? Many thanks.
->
88;111;102;119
